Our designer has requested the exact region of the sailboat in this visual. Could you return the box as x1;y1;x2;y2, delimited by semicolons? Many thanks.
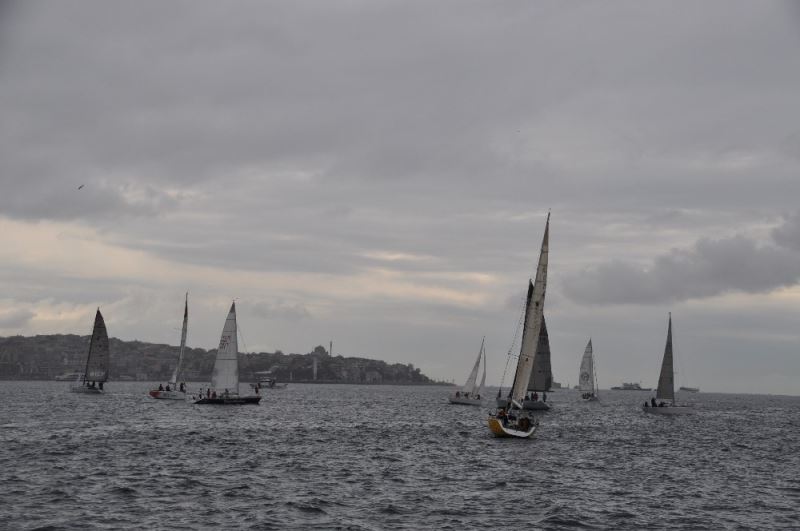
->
70;309;110;394
149;293;189;400
448;337;487;406
488;213;549;438
643;313;692;415
521;316;552;410
579;339;599;401
194;302;261;405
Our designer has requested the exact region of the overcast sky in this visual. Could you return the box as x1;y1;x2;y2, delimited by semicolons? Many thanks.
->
1;1;799;394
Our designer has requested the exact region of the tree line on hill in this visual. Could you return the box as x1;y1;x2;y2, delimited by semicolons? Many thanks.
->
0;335;447;385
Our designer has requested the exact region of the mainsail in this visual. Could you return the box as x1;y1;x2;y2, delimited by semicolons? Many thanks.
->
579;339;595;394
211;302;239;394
169;293;189;386
476;346;487;397
510;213;549;403
83;309;109;383
527;315;552;392
462;337;485;395
656;314;675;403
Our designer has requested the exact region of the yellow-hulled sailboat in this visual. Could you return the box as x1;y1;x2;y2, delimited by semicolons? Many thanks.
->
488;212;550;438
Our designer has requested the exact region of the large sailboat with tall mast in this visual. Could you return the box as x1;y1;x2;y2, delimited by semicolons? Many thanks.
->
194;301;261;405
643;313;692;415
488;213;549;438
70;309;110;394
149;293;189;400
579;339;599;401
448;337;487;406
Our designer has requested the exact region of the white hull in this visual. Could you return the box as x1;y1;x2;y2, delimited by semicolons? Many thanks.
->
448;395;483;406
643;405;693;415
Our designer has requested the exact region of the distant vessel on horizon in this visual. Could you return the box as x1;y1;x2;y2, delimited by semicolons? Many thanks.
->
679;386;699;393
70;309;109;394
643;313;693;415
449;337;486;406
612;382;652;391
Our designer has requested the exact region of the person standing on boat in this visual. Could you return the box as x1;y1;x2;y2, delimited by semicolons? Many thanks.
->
651;397;657;407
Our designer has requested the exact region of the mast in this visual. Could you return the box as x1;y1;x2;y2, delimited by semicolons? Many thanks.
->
170;293;188;385
510;212;549;404
656;313;675;404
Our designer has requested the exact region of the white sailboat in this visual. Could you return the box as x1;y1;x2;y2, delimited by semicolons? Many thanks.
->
448;337;487;406
194;302;261;405
149;293;189;400
70;309;110;394
488;213;549;438
579;339;599;401
643;313;692;415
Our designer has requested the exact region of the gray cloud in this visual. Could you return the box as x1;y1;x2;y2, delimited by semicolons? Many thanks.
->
563;232;800;305
0;309;35;329
250;300;311;322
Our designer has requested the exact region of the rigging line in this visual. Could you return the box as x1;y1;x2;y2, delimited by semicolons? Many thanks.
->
237;320;249;355
499;293;527;389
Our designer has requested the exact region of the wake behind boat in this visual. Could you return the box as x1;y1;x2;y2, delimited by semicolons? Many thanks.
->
70;309;110;394
193;302;261;405
149;293;189;400
489;213;550;438
643;313;693;415
449;337;487;406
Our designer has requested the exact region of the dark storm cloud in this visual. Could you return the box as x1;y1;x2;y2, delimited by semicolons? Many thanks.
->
562;230;800;305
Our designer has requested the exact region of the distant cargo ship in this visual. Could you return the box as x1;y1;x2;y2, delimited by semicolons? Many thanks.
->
679;386;699;393
611;382;652;391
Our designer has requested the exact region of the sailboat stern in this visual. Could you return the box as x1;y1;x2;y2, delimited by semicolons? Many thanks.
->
487;415;538;438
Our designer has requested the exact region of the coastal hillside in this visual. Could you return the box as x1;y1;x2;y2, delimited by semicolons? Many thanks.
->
0;335;444;385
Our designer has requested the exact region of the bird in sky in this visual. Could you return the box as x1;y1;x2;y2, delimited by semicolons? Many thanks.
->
77;184;84;190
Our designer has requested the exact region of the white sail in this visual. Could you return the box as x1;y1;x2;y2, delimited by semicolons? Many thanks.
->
578;339;594;393
656;314;675;403
510;213;549;403
169;293;189;386
83;309;109;383
211;302;239;394
476;344;487;397
461;337;484;394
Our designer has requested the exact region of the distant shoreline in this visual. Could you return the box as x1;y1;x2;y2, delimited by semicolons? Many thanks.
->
1;377;455;387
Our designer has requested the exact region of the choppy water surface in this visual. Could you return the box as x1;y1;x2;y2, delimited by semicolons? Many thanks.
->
1;382;798;529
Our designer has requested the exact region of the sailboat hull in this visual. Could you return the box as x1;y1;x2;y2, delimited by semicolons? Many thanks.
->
149;390;186;400
582;396;599;402
521;399;550;411
448;395;483;406
487;416;537;438
642;405;693;415
194;396;261;405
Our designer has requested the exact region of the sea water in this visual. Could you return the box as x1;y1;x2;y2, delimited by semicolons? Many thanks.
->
1;381;798;529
